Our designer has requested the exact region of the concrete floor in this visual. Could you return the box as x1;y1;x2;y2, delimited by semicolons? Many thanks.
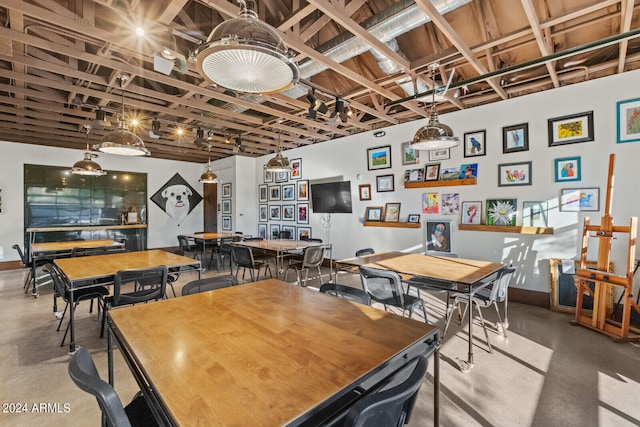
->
1;264;639;426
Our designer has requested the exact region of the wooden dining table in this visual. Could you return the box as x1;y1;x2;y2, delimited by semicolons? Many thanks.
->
336;251;504;372
182;232;240;269
107;279;440;426
55;249;201;354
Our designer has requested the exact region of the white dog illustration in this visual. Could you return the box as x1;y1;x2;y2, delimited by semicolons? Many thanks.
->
162;184;192;224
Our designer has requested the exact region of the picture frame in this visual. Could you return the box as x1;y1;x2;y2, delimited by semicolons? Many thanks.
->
270;224;280;239
422;192;439;214
548;111;594;146
269;205;281;221
459;163;478;179
486;199;517;226
426;220;452;252
523;201;548;227
617;97;640;143
282;204;295;221
502;123;529;153
367;145;392;170
359;184;371;201
290;158;302;180
461;201;482;225
401;142;419;165
222;216;232;231
560;187;600;212
463;130;486;157
297;203;309;224
269;185;281;201
549;258;614;313
407;214;420;223
429;148;450;161
222;183;232;198
275;171;288;183
498;161;532;186
404;168;424;183
264;168;273;183
259;204;268;222
297;180;309;201
376;174;394;192
441;193;460;216
258;223;267;239
424;163;440;181
282;184;295;201
259;184;268;202
554;157;581;182
221;199;232;214
384;202;401;222
297;226;311;240
440;167;460;181
365;206;384;222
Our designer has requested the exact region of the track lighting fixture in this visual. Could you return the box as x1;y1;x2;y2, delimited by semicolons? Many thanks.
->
149;119;164;139
306;89;328;119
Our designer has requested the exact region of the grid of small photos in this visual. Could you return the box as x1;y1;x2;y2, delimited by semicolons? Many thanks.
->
259;158;311;239
221;182;232;230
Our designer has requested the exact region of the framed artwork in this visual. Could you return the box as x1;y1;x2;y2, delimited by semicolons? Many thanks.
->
376;174;394;192
259;184;268;202
221;199;232;214
549;258;614;313
548;111;594;146
617;98;640;143
554;157;581;182
429;148;450;161
297;203;309;224
150;173;202;226
461;201;482;225
502;123;529;153
290;158;302;180
486;199;517;226
258;204;268;222
426;220;452;252
359;184;371;201
440;167;459;180
401;142;419;165
258;223;267;239
523;201;549;227
270;224;280;239
269;205;281;221
222;183;232;198
282;225;296;237
367;145;392;170
222;216;232;230
282;204;295;221
275;171;288;183
459;163;478;179
424;163;440;181
269;185;281;201
422;192;439;214
282;184;295;201
441;193;460;216
404;168;424;183
297;180;309;201
498;161;532;186
407;214;420;223
365;206;384;222
264;168;273;183
463;130;486;157
384;202;401;222
297;226;311;240
560;188;600;212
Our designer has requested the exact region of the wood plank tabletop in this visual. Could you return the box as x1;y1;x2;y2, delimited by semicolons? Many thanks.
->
109;279;437;426
55;249;199;283
234;239;321;252
26;224;147;232
183;232;238;240
31;239;123;254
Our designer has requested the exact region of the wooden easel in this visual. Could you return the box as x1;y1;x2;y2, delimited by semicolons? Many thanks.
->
573;154;640;341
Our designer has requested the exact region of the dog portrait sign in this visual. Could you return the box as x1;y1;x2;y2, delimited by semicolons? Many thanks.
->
150;173;203;225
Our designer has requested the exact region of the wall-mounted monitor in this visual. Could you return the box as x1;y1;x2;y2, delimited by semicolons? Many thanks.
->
310;181;353;213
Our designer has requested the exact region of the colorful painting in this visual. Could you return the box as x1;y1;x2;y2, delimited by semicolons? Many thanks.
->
401;142;419;165
464;130;486;157
441;193;460;215
461;201;482;225
502;123;529;153
548;111;594;146
459;163;478;179
560;188;600;212
554;157;581;182
426;220;452;252
422;193;439;214
367;145;392;170
486;199;517;226
617;98;640;143
498;161;532;186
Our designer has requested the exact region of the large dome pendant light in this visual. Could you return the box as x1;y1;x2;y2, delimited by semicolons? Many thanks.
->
199;143;219;184
70;125;107;176
97;74;150;156
410;63;459;151
195;0;299;94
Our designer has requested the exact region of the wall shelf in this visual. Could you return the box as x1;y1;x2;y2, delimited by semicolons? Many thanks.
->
404;178;476;188
363;221;421;229
458;224;554;235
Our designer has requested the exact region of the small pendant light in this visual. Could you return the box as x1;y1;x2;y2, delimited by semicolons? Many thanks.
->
70;125;106;176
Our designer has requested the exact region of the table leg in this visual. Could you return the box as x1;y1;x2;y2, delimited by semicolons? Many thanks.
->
434;345;440;427
31;259;38;297
108;325;114;386
68;287;76;355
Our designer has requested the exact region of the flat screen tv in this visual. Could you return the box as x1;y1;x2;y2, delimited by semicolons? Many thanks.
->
310;181;353;213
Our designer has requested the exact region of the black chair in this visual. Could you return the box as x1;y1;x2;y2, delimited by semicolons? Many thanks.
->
319;283;371;305
101;266;168;338
231;246;272;282
214;236;242;273
355;248;375;257
284;245;325;287
359;266;428;322
278;230;292;239
71;246;108;257
177;235;202;261
43;263;109;347
181;275;239;296
13;243;51;294
68;347;158;427
342;356;428;427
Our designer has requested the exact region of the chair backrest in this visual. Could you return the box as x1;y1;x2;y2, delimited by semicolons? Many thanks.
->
68;347;132;427
426;250;459;258
308;238;323;243
278;230;292;239
71;246;108;257
12;244;28;266
355;248;375;257
113;266;168;307
343;356;428;427
177;235;194;253
43;263;68;298
319;283;371;305
302;245;325;268
359;266;406;307
231;245;256;269
487;267;516;303
242;237;264;241
181;275;238;296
